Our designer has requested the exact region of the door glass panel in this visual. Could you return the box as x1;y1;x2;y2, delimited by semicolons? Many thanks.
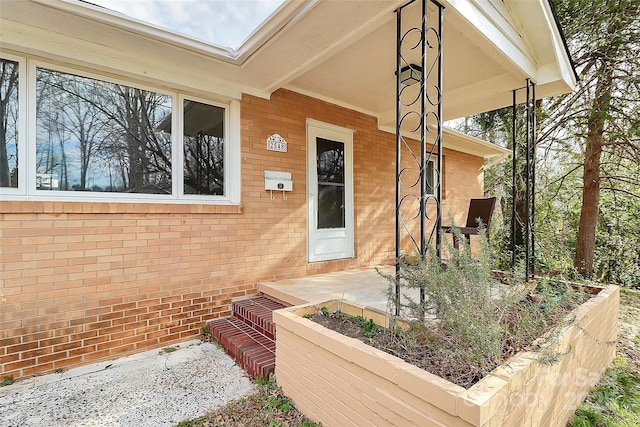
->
317;138;344;183
318;185;345;228
317;137;345;229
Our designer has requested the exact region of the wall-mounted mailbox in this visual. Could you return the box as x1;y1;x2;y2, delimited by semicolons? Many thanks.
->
264;170;292;191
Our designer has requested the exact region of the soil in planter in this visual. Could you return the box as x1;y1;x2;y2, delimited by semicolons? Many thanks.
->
310;285;592;389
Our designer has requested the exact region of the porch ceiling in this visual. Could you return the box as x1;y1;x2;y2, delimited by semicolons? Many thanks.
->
1;0;576;127
277;0;577;127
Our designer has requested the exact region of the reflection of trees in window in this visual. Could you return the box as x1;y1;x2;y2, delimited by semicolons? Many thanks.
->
317;138;345;229
35;67;171;193
182;100;224;195
317;138;344;183
0;59;19;188
107;85;172;193
36;69;108;190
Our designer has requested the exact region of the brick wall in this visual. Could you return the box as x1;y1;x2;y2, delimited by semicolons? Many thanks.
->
0;89;483;378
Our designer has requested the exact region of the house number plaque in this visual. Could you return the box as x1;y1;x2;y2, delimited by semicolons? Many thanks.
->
267;134;287;153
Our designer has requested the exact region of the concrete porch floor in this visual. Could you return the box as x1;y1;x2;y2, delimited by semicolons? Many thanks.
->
258;266;400;313
258;265;516;316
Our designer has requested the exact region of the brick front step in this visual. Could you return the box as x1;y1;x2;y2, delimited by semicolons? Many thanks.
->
208;296;287;378
232;296;285;340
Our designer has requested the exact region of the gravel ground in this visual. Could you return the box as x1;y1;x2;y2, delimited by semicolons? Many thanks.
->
0;340;255;427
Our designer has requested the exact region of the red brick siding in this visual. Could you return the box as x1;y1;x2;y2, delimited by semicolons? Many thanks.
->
0;89;483;378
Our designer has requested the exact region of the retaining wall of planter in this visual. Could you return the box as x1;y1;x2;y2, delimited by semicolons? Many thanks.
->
273;285;619;426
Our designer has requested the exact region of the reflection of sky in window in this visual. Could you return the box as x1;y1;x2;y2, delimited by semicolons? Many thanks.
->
35;68;174;191
89;0;285;49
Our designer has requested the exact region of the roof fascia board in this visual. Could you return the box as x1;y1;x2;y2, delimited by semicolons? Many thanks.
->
32;0;313;66
538;0;578;88
0;19;246;100
441;127;511;159
376;124;511;160
233;0;320;63
33;0;239;62
444;0;538;79
475;0;533;57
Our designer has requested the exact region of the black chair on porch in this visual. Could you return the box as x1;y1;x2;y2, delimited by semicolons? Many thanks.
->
442;197;496;249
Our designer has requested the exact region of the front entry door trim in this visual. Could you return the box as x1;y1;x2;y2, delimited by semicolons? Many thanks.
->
307;119;354;262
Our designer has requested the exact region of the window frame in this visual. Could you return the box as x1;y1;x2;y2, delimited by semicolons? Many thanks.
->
425;156;445;199
0;53;27;196
1;53;241;205
177;94;240;204
426;158;435;196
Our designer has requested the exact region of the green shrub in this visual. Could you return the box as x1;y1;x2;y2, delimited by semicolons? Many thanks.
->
380;224;585;388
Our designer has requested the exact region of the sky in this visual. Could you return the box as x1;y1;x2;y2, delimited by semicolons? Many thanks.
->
89;0;286;49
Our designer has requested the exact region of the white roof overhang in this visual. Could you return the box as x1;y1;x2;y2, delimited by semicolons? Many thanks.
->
0;0;575;133
443;127;511;163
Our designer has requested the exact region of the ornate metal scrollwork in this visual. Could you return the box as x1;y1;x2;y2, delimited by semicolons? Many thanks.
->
395;0;444;315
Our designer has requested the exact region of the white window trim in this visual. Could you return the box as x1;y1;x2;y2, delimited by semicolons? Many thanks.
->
0;53;27;197
0;54;241;205
177;94;240;205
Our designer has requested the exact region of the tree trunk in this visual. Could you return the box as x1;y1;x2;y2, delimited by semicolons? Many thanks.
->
0;64;18;187
0;104;10;187
574;70;612;275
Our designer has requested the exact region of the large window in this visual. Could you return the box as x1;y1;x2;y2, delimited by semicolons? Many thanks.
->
0;56;240;204
36;68;172;193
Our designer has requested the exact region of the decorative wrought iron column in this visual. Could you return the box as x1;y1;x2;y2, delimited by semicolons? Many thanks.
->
510;79;537;280
395;0;444;316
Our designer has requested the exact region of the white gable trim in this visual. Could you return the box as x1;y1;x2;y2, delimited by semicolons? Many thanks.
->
445;0;537;79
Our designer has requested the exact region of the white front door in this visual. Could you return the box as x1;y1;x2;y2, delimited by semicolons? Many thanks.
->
307;119;354;262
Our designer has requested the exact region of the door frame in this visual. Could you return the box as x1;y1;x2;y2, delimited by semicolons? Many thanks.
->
306;118;354;262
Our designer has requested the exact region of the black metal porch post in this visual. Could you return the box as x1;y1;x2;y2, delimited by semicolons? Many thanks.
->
510;80;537;281
435;1;444;262
531;82;537;278
394;3;403;317
395;0;444;316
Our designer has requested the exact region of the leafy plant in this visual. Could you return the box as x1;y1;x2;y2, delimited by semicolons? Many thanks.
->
1;375;14;387
378;224;587;388
255;375;271;387
353;316;380;338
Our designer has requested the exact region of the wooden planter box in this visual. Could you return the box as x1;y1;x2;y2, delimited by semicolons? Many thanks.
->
273;285;619;427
